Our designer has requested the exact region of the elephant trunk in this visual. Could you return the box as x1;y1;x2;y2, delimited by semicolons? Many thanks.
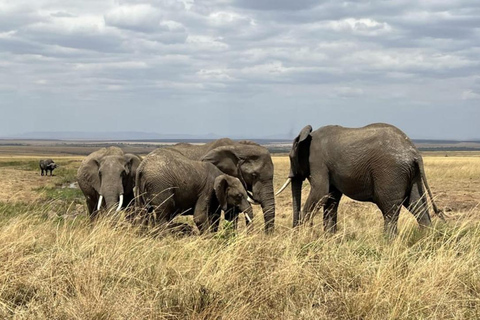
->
292;178;303;227
239;201;254;231
260;196;275;234
253;181;275;234
103;190;124;212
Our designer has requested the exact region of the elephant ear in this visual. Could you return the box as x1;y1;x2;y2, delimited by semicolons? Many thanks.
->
214;175;229;211
289;125;312;179
124;154;142;177
80;158;101;194
202;146;242;177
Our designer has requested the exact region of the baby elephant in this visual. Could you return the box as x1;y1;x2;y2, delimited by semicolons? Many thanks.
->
39;159;57;176
135;149;253;233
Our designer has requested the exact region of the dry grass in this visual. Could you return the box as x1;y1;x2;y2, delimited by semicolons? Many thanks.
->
0;154;479;319
0;157;82;203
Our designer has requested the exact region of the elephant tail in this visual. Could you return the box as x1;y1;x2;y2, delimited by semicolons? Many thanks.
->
415;157;447;221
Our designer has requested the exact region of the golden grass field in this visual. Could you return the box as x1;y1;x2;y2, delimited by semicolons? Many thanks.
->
0;153;479;319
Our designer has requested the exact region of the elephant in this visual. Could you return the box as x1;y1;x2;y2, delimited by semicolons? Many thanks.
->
135;149;254;233
77;147;142;220
39;159;57;176
165;138;275;233
276;123;445;236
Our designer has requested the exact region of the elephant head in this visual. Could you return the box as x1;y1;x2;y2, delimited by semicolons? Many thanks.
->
83;154;141;212
214;174;254;225
202;144;275;233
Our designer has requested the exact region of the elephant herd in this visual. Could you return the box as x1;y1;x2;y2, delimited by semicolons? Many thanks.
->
75;123;445;237
76;138;275;233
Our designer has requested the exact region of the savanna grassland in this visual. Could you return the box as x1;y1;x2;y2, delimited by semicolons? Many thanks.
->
0;152;479;319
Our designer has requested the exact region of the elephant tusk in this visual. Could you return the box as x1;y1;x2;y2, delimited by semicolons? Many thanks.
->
246;191;260;205
275;178;292;196
97;195;103;211
244;212;252;223
247;195;259;205
116;194;124;212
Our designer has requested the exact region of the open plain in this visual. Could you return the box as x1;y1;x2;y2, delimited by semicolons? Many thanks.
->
0;150;479;319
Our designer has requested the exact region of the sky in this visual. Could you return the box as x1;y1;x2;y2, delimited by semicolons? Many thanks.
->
0;0;479;140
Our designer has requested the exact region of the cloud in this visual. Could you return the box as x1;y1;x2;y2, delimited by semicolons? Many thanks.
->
462;90;480;100
334;87;364;98
233;0;319;11
325;18;392;36
104;4;163;32
0;0;479;139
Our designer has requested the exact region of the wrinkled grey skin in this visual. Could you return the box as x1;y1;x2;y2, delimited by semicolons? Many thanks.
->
39;159;57;176
287;123;445;237
136;149;253;233
166;138;275;234
77;147;142;220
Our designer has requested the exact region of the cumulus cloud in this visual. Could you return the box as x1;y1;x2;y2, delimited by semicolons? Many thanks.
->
104;4;163;32
335;18;391;35
0;0;479;139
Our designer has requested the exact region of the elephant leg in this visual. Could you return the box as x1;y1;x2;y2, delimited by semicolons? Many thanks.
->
208;209;221;233
84;195;100;222
323;187;342;234
86;197;96;216
405;176;432;228
301;178;329;227
193;198;210;234
89;207;100;223
90;210;100;223
154;198;175;228
378;201;402;238
41;169;44;176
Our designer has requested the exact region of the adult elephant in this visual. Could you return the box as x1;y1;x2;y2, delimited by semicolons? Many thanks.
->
166;138;275;233
276;123;445;236
77;147;142;220
135;149;253;233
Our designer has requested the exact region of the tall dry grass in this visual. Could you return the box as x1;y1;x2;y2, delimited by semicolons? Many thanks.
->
0;155;479;319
